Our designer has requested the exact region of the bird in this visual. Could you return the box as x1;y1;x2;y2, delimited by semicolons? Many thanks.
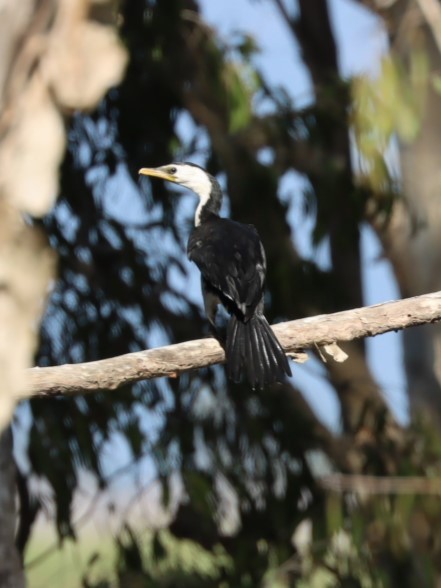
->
139;162;291;389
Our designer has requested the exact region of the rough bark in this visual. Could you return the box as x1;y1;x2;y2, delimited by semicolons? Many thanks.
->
24;290;441;397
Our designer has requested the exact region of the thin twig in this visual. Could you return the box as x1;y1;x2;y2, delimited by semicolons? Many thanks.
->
321;473;441;495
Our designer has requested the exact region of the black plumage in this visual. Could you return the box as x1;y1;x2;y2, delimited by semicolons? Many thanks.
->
139;162;291;389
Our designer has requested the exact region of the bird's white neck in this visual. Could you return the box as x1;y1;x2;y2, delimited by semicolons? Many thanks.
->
167;164;222;226
195;190;213;226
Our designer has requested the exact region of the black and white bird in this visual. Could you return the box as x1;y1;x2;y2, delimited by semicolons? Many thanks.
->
139;162;291;389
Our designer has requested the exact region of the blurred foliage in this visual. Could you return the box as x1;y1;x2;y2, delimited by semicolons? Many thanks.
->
82;526;233;587
352;52;429;192
18;0;441;587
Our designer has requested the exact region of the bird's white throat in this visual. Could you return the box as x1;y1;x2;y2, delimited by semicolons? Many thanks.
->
178;169;213;226
194;189;212;226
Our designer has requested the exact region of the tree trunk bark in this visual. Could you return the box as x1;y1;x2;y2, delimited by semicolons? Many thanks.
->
0;428;25;588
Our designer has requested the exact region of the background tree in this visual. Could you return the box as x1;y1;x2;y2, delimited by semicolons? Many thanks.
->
355;0;441;424
3;0;441;586
0;0;126;585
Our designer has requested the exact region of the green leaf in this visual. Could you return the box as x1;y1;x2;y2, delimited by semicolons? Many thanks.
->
325;493;343;535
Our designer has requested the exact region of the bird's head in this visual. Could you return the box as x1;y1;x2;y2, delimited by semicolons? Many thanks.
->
139;162;222;225
139;162;213;200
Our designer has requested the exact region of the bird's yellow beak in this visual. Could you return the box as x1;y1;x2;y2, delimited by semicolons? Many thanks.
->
138;167;176;182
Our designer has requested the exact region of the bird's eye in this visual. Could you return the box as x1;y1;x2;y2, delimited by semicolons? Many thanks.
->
169;166;177;174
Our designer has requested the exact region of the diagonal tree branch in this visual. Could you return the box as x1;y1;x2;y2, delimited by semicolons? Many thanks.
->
23;290;441;398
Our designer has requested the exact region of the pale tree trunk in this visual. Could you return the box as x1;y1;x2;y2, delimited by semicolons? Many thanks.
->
393;25;441;423
363;0;441;425
0;0;127;583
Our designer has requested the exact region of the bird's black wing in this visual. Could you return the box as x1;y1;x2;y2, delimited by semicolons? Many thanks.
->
187;217;266;319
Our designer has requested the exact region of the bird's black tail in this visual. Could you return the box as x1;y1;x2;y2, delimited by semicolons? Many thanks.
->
225;314;292;389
